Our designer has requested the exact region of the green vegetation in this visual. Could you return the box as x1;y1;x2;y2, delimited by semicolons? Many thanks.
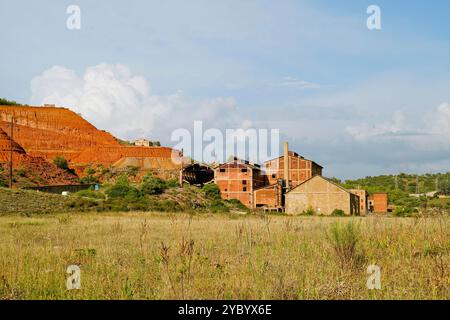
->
328;222;365;269
0;97;22;106
302;206;316;216
66;175;246;214
140;173;168;195
340;172;450;195
331;209;346;217
53;156;69;170
335;172;450;214
0;188;74;215
202;183;221;200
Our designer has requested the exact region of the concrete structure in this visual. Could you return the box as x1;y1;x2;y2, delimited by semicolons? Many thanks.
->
214;158;266;208
265;151;322;190
134;139;151;147
285;176;360;216
254;181;283;211
368;193;388;213
350;189;368;215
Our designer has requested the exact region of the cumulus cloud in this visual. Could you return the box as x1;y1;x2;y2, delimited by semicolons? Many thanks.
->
30;63;240;143
345;103;450;150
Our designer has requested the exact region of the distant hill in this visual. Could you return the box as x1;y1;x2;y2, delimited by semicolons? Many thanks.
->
328;173;450;209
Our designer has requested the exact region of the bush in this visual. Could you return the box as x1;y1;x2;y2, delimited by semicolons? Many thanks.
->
225;199;249;211
331;209;346;217
210;199;230;213
53;156;69;170
328;222;365;269
16;167;27;177
106;176;134;198
140;173;167;195
75;189;105;200
302;206;316;216
0;175;7;187
202;183;221;200
126;166;139;177
394;206;417;217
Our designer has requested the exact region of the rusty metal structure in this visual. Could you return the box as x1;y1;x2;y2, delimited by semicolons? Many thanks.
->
182;163;214;186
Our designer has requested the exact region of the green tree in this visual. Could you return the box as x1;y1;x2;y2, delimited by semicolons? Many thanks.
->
53;156;69;170
140;173;166;195
202;183;221;200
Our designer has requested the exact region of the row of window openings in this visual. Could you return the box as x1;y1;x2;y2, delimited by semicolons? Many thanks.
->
219;168;248;173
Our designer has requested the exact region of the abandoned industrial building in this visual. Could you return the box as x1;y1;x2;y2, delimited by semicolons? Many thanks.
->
285;176;360;215
180;141;388;215
214;158;266;208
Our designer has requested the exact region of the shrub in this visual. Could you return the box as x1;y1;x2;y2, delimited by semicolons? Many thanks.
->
106;176;134;198
53;156;69;170
210;199;230;213
126;166;139;177
225;199;249;211
302;206;316;216
202;183;221;200
0;175;7;187
328;222;365;269
394;206;417;217
331;209;346;217
16;167;27;177
85;168;96;176
75;189;105;200
140;173;167;195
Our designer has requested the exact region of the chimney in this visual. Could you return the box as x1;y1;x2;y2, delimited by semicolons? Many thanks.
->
284;141;289;191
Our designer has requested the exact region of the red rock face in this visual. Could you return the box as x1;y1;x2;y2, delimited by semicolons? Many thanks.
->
0;105;183;177
0;127;79;185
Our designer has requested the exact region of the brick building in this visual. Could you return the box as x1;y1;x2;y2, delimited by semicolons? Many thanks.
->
350;189;368;216
264;151;322;190
368;193;388;213
214;158;266;208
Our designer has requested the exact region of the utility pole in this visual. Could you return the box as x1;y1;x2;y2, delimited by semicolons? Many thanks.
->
9;117;13;189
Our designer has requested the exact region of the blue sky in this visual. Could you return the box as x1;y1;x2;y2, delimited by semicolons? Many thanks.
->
1;0;450;179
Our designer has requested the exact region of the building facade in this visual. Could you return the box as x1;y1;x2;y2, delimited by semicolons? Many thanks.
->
254;182;283;211
368;193;388;213
214;158;266;208
264;151;323;190
285;176;360;216
349;189;368;216
134;139;151;147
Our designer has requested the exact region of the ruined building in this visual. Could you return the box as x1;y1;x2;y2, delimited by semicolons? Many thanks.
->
214;158;266;208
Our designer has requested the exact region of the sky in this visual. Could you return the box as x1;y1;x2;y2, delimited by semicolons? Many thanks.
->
1;0;450;179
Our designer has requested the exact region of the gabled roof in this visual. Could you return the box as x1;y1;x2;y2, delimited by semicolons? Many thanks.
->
286;175;352;194
216;157;261;170
264;151;323;169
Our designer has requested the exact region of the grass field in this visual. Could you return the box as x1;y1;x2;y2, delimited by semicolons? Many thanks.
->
0;212;448;300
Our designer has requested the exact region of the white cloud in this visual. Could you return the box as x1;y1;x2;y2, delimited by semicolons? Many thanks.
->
345;111;407;142
278;77;321;90
30;63;240;142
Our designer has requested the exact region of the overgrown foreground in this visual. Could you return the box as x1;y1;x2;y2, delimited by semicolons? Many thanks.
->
0;213;448;300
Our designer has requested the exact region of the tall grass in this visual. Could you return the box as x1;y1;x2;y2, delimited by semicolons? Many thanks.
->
0;213;448;300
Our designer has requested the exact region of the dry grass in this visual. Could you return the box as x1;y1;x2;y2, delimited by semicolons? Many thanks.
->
0;212;448;300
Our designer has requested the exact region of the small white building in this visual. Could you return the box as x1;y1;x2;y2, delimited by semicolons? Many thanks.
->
134;139;151;147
